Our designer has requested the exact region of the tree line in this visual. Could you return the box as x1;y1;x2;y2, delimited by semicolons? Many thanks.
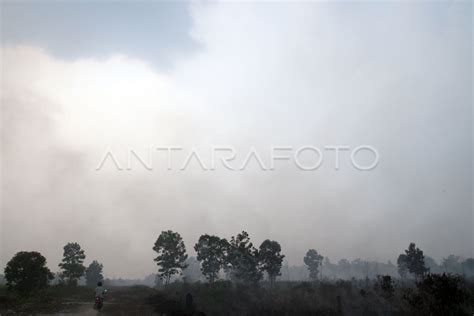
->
153;232;474;285
153;231;284;286
3;231;474;295
4;242;104;294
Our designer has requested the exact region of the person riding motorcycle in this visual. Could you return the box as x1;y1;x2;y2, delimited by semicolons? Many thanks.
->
94;281;107;310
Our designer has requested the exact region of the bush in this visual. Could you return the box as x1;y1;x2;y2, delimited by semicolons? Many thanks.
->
404;273;469;315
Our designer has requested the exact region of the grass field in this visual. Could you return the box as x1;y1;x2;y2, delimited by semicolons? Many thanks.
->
1;276;473;315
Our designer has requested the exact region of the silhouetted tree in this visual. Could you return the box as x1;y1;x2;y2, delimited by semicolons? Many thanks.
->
399;243;428;279
462;258;474;277
304;249;323;281
58;242;86;285
4;251;53;295
227;231;262;283
85;260;104;286
397;254;409;279
258;239;284;287
153;230;188;284
322;257;337;279
424;256;442;274
375;275;395;299
442;255;462;274
194;234;229;283
405;273;468;315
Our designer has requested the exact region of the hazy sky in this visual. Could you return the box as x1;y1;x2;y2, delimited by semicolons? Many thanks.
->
1;1;472;278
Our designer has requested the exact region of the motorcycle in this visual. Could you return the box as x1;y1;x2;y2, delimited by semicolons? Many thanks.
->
94;289;107;311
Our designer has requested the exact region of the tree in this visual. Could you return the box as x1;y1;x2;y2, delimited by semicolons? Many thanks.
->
442;255;462;274
304;249;323;281
85;260;104;287
153;230;188;284
227;231;262;283
194;234;229;283
4;251;54;294
58;242;86;285
375;275;395;299
462;258;474;277
397;254;409;279
399;243;428;279
258;239;285;287
405;273;468;315
424;256;442;274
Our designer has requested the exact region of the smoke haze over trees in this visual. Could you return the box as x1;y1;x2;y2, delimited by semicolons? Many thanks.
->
0;1;472;314
1;1;472;280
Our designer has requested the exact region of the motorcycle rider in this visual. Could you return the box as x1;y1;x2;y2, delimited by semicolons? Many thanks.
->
94;281;107;309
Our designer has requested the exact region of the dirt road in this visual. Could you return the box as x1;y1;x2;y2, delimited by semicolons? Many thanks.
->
43;287;157;315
